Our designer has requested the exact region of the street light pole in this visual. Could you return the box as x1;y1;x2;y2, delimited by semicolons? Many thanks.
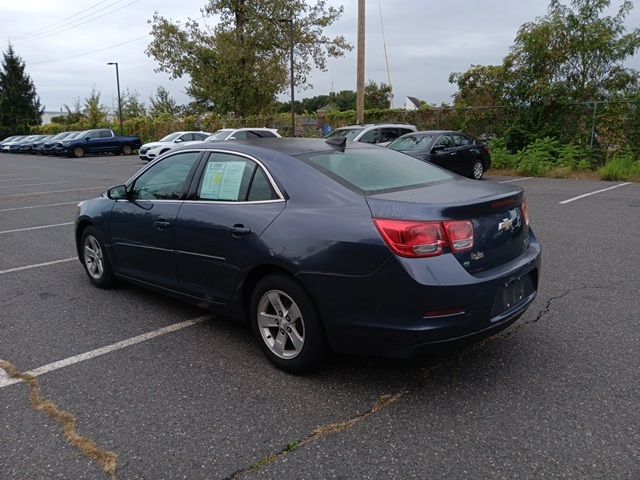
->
107;62;123;135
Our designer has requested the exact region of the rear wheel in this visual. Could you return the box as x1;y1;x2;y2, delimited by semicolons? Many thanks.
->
122;144;133;155
81;226;114;288
73;146;85;158
250;274;327;373
472;159;484;180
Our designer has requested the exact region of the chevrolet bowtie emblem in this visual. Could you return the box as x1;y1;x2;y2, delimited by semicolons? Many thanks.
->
498;218;515;232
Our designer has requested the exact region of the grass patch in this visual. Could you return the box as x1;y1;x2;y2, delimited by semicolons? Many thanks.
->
598;153;640;181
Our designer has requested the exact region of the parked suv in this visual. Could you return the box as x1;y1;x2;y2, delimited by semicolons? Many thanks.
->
324;123;417;146
139;131;211;162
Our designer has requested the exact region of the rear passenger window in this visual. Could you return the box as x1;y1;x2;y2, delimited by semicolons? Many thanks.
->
453;134;471;147
380;128;399;143
196;153;279;202
99;130;112;138
359;129;379;144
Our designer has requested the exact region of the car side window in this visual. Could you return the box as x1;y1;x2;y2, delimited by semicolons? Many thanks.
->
99;130;112;138
247;168;279;201
130;151;201;201
231;131;248;140
85;131;99;140
254;130;277;138
177;134;191;142
380;128;399;143
194;133;208;140
196;153;278;202
359;129;379;144
434;135;454;149
453;134;471;147
398;128;414;136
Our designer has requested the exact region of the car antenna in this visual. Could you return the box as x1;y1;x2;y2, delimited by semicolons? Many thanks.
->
325;136;347;151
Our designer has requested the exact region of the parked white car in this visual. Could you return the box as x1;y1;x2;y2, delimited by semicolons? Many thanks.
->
139;131;211;162
324;123;417;146
205;128;281;141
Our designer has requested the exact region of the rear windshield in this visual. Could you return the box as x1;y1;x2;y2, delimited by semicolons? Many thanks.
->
297;148;453;193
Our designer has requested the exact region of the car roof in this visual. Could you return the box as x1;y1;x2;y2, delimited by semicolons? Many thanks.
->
336;123;416;129
172;137;373;157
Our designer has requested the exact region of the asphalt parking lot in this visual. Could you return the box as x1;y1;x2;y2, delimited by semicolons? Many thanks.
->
1;153;639;479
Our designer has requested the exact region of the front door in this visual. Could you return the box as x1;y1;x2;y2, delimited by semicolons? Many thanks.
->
109;151;202;288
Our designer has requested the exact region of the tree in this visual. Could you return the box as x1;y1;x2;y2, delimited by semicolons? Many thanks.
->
0;45;43;134
364;80;392;109
331;89;357;111
52;97;84;125
84;87;109;128
146;0;351;117
449;0;640;149
121;88;147;119
148;86;180;117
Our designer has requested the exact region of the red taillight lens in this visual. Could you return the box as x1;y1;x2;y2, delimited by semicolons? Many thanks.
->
443;220;474;252
521;198;530;226
373;219;475;258
373;219;446;257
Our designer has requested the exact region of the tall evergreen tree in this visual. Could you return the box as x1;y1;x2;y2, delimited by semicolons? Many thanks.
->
0;45;43;135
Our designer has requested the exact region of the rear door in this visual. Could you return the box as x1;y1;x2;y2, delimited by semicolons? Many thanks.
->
174;151;285;303
428;134;459;172
451;133;476;175
109;151;202;288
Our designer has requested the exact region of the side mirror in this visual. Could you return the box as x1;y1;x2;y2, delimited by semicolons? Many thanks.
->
175;138;183;143
107;184;128;200
228;136;237;140
85;137;91;142
431;145;445;154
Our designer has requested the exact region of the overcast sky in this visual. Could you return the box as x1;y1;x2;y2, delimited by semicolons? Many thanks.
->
1;0;639;113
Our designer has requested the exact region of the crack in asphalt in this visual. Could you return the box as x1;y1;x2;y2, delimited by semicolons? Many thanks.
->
0;360;118;479
226;391;406;479
225;278;630;478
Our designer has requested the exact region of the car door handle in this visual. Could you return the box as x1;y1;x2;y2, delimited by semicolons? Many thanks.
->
230;224;251;236
154;220;171;230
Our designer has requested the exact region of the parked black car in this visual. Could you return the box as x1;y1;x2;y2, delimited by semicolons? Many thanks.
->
388;131;492;180
38;131;79;155
19;135;52;153
75;138;540;372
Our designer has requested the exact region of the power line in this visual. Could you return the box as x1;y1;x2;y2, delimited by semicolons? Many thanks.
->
11;0;117;41
29;36;149;65
12;0;141;44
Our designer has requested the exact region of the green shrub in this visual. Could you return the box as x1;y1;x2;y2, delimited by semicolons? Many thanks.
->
515;136;559;176
489;136;517;169
599;152;640;181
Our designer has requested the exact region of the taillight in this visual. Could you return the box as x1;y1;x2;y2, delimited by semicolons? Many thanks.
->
373;219;475;258
521;198;530;226
443;220;474;252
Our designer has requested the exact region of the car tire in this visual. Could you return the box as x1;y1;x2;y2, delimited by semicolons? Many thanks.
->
250;274;327;373
73;146;85;158
472;159;484;180
80;226;114;288
122;145;133;155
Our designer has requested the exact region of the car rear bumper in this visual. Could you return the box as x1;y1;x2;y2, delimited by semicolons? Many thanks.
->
298;232;541;357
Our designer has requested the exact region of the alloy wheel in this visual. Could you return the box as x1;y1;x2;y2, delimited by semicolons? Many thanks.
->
83;235;104;280
473;160;484;179
257;290;305;359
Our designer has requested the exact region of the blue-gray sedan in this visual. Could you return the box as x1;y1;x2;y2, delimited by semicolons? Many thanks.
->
75;138;541;372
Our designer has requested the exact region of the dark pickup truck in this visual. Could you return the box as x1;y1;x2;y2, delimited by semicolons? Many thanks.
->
56;129;142;158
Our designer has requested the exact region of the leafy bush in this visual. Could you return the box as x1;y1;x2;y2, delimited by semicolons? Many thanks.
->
599;152;640;181
514;136;559;176
489;137;516;169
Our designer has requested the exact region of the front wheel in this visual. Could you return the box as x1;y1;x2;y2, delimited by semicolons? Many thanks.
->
81;226;114;288
73;146;85;158
472;159;484;180
250;274;327;373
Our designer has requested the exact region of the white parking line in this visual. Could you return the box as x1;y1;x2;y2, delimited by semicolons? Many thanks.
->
0;181;68;188
0;186;104;199
0;201;79;212
0;257;76;275
0;222;74;235
559;182;632;204
0;316;208;388
0;178;40;183
498;177;533;183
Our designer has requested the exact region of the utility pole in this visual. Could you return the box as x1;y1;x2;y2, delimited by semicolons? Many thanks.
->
107;62;123;135
278;18;296;137
356;0;365;124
